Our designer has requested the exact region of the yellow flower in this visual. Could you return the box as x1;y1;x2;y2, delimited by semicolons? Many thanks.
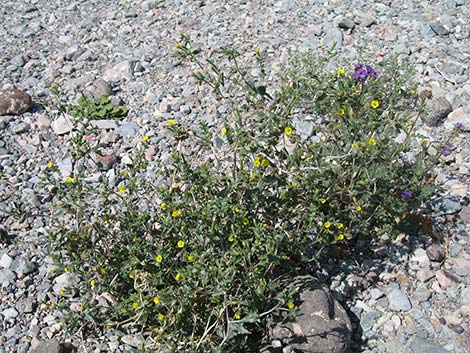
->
320;198;327;204
255;47;260;55
228;235;234;242
175;273;184;281
118;185;126;193
337;233;345;241
65;177;74;184
232;206;240;213
158;314;165;321
132;236;138;243
50;267;56;273
284;126;293;135
153;296;161;305
129;272;135;279
51;83;58;89
287;302;295;310
355;205;362;212
177;240;185;248
221;128;227;136
47;162;54;169
337;108;345;116
172;209;182;218
132;302;139;310
336;68;345;75
242;218;250;226
176;43;182;49
253;157;261;168
368;137;376;145
79;305;84;311
121;308;128;314
324;221;331;229
262;223;268;229
410;89;415;95
64;267;69;272
50;302;56;307
352;142;360;149
187;254;194;261
234;313;241;319
160;202;167;210
142;135;149;142
100;268;107;274
337;223;344;229
370;100;380;109
155;255;163;263
59;289;65;296
168;119;175;126
90;280;96;287
261;158;269;167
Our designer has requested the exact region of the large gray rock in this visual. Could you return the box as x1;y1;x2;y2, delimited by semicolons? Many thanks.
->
10;257;37;276
388;289;412;312
321;28;343;48
272;277;351;353
409;337;450;353
0;89;32;115
0;268;15;285
29;338;63;353
88;79;114;98
423;97;453;127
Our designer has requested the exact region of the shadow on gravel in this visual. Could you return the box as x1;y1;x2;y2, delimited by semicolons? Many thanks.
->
309;213;441;352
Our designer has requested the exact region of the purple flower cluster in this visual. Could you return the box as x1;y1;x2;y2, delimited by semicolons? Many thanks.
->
353;63;379;81
442;143;454;157
455;122;465;132
401;190;412;201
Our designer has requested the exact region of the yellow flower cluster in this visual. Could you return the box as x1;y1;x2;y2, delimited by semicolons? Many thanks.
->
172;209;182;218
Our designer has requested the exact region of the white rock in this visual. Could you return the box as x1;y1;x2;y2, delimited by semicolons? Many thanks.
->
2;307;19;319
90;119;118;129
54;272;81;287
0;253;13;268
102;61;134;82
51;114;73;135
58;157;73;178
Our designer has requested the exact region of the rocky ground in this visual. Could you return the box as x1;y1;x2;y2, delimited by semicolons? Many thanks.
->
0;0;469;352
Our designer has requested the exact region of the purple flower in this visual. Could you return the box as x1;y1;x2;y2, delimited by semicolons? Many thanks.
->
354;63;364;70
455;122;465;132
442;147;451;156
401;190;412;200
366;65;378;78
353;63;378;80
353;68;368;80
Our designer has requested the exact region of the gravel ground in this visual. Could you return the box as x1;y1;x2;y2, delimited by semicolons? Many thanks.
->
0;0;469;352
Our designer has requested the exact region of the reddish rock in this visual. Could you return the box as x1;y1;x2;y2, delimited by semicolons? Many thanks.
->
435;269;461;288
90;151;116;171
426;244;446;262
0;88;32;115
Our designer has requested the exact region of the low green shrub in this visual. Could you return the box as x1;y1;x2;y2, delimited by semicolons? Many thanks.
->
42;38;458;351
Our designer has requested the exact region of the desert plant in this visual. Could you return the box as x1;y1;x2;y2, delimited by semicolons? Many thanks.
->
41;37;454;352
